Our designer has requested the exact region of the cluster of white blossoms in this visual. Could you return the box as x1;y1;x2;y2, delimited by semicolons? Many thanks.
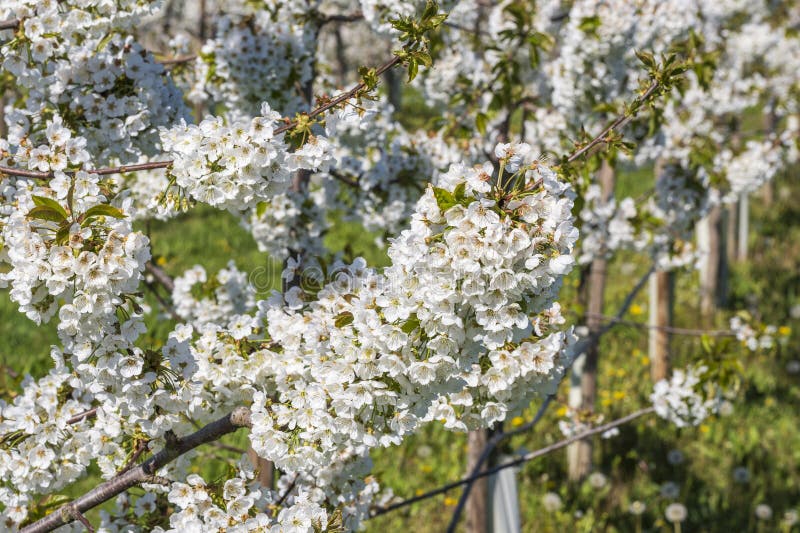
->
160;103;332;211
239;153;578;477
651;366;719;428
2;2;189;165
716;139;785;201
0;171;150;356
172;261;256;328
327;105;466;241
243;187;331;261
729;316;779;352
184;5;315;119
577;184;643;265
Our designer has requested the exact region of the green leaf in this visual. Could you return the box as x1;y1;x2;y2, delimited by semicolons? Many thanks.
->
406;59;419;82
578;16;601;35
401;314;421;334
256;202;269;219
453;182;467;202
95;32;114;52
32;195;68;219
432;186;456;211
475;112;488;135
27;206;66;223
55;224;70;245
635;49;656;70
83;204;125;221
334;312;354;328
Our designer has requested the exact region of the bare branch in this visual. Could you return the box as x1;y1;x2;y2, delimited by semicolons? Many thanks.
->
567;80;660;163
22;407;252;533
0;19;19;31
66;408;97;425
145;262;175;293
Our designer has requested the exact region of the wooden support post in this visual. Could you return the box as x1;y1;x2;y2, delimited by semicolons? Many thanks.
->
737;193;749;262
697;205;722;322
649;270;672;382
466;429;490;533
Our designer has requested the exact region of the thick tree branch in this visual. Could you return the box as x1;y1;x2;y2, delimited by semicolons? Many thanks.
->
22;407;252;533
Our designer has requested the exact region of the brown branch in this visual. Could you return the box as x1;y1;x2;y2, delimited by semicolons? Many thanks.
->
274;55;402;135
320;12;364;25
144;280;182;322
66;408;97;425
159;54;197;66
566;80;660;163
67;507;95;533
145;262;175;293
22;407;252;533
0;19;18;31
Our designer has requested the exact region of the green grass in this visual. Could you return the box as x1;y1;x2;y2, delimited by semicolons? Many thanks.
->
2;167;799;532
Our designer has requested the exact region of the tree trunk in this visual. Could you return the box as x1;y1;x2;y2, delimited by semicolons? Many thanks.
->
466;429;490;533
567;160;614;481
649;270;672;382
697;205;722;322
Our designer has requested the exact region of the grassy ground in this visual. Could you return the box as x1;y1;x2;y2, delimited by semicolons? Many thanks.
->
2;167;798;532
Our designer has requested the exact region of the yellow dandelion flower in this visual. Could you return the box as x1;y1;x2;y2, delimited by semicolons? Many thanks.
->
415;489;425;496
601;398;612;407
613;391;626;400
641;356;650;366
511;416;525;427
630;304;643;316
156;256;168;266
421;465;433;473
779;326;791;336
615;368;626;377
556;406;568;417
444;497;458;506
699;424;710;434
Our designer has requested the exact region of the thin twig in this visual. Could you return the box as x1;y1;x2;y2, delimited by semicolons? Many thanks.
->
144;280;182;322
145;262;175;293
22;407;252;533
584;312;736;337
116;439;151;475
66;507;95;533
273;474;299;513
66;408;98;425
566;80;660;163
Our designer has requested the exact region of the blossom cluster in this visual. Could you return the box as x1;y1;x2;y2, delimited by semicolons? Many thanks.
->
172;261;256;329
183;5;315;119
2;2;188;165
160;104;332;211
651;366;719;428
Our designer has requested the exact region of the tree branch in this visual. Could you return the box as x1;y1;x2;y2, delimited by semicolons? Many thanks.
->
22;407;252;533
145;262;175;293
567;80;660;163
